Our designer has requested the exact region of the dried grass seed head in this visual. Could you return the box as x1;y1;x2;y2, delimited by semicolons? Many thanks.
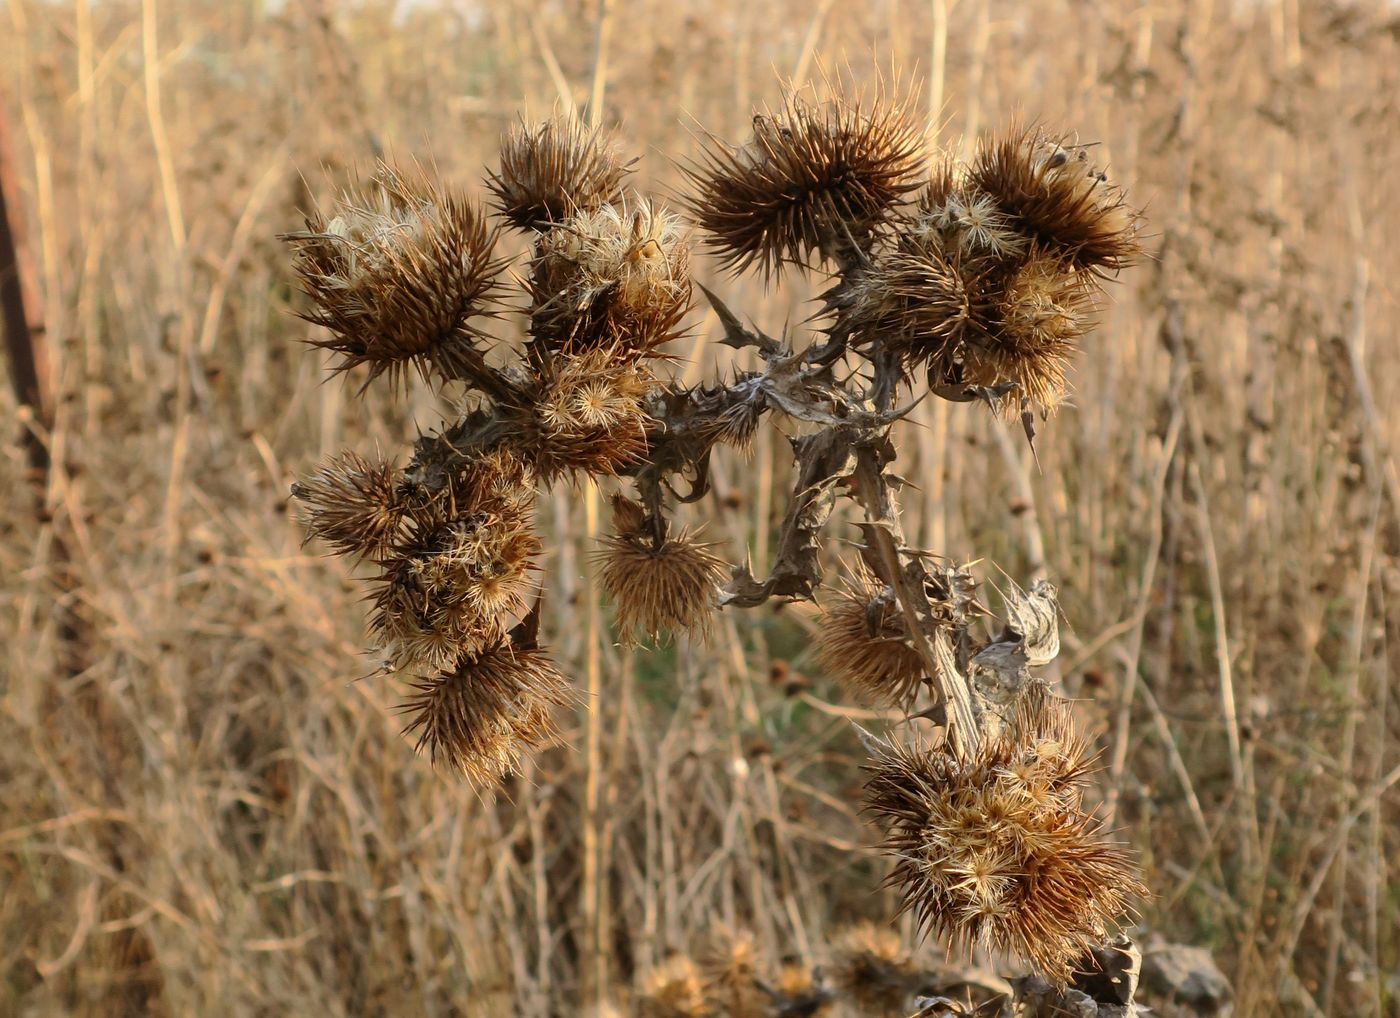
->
400;639;573;784
814;568;927;710
969;129;1140;274
684;89;924;278
293;451;406;559
531;196;692;356
488;115;630;231
861;689;1147;984
283;165;502;388
598;508;726;646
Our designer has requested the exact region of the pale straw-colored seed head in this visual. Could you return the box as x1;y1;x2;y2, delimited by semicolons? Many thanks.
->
684;88;924;278
488;115;630;232
598;500;726;645
282;165;502;389
399;639;573;784
531;196;692;357
700;928;767;1018
861;687;1147;984
292;451;406;559
826;923;919;1017
636;954;708;1018
814;568;927;710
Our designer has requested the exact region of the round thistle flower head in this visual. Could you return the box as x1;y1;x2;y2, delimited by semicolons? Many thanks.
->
292;451;405;559
826;923;919;1017
684;88;924;278
399;639;573;784
700;929;767;1018
814;568;928;710
636;954;708;1018
488;115;630;232
503;347;654;480
962;253;1098;413
968;129;1141;274
861;688;1148;984
531;196;692;357
598;495;727;645
282;165;502;389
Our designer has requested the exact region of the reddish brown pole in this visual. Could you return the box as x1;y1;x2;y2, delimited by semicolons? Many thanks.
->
0;96;51;483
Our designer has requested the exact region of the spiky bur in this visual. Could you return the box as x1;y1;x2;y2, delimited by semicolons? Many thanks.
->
700;929;768;1018
813;569;927;710
861;687;1147;984
529;197;692;357
597;495;726;646
968;129;1140;275
488;116;630;232
683;89;923;278
635;954;709;1018
399;639;573;783
282;165;502;389
826;923;920;1016
497;347;653;481
830;130;1142;414
366;449;540;671
292;451;406;558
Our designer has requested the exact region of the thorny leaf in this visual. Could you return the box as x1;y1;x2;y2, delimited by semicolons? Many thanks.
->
971;578;1060;706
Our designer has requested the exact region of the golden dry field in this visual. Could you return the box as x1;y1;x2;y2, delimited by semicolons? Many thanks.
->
2;1;1398;1016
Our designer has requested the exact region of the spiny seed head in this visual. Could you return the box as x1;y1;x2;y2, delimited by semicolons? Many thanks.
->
962;254;1098;412
399;639;573;784
700;929;767;1018
814;568;927;710
368;557;509;671
684;88;924;278
636;954;708;1018
531;196;692;356
826;923;918;1016
504;348;654;480
771;962;835;1015
862;688;1147;984
488;116;630;232
293;451;406;559
969;129;1140;274
598;503;726;645
282;165;502;390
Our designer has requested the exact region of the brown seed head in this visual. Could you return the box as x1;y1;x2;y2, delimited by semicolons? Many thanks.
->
684;89;924;278
488;116;630;232
968;129;1140;274
700;928;767;1018
826;923;919;1017
282;165;502;389
636;954;709;1018
502;347;654;480
530;197;692;357
962;254;1098;412
293;451;406;559
598;507;726;645
814;569;927;710
862;688;1147;984
399;639;573;784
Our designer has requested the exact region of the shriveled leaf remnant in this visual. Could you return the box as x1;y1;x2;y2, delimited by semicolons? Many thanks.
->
284;79;1146;988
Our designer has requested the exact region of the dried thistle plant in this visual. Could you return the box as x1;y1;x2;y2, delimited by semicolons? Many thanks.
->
285;82;1147;990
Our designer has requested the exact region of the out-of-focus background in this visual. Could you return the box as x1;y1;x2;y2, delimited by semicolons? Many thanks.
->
1;1;1397;1015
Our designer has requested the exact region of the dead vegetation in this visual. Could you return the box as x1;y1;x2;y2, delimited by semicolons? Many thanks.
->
2;2;1398;1017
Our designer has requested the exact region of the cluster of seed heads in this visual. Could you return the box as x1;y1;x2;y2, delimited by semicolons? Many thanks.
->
284;81;1145;983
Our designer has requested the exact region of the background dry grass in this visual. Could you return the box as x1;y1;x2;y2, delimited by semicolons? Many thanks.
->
2;1;1398;1015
